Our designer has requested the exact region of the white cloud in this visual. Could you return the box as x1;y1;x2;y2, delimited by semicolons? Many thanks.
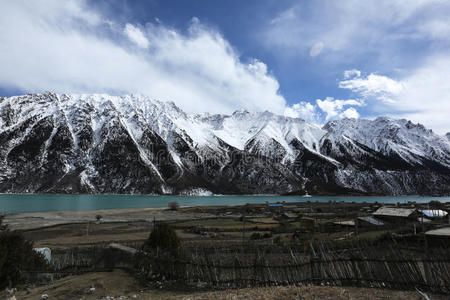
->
339;72;403;103
337;59;450;134
262;0;450;63
309;42;324;57
260;1;450;133
124;23;150;49
387;56;450;134
285;97;363;124
340;107;359;119
343;69;361;79
270;7;296;25
284;101;320;123
0;1;287;115
316;97;363;120
417;19;450;39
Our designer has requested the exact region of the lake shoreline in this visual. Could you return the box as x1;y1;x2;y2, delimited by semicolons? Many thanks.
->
4;198;450;231
1;194;449;215
4;206;216;231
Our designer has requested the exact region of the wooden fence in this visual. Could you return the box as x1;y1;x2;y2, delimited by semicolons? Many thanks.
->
136;243;450;293
31;241;450;293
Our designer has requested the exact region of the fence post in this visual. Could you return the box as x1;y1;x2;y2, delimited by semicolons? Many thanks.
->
310;256;320;284
242;215;246;247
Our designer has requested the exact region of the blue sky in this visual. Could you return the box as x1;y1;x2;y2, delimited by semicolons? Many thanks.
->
1;0;450;133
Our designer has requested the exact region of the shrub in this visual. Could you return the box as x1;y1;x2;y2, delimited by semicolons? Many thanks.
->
263;232;273;239
251;232;272;239
0;216;48;288
250;233;262;240
0;215;7;231
168;202;179;211
429;200;443;208
144;224;181;255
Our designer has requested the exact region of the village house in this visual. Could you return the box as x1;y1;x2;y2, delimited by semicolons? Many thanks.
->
372;207;418;224
276;212;299;222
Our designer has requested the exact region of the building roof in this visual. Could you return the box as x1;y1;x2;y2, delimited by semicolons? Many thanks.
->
281;212;298;218
417;217;432;223
425;227;450;236
109;243;138;254
283;205;297;209
358;216;386;226
373;207;416;218
334;220;355;226
419;209;448;218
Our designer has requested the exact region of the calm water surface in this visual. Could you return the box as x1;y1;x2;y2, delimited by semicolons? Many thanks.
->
1;194;449;214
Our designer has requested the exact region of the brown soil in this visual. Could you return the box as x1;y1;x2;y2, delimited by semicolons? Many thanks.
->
15;269;441;300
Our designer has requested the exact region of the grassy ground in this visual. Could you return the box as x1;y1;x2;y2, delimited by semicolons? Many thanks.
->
22;218;278;249
34;231;149;247
173;218;278;230
15;269;441;300
19;215;391;251
23;222;153;249
247;217;280;224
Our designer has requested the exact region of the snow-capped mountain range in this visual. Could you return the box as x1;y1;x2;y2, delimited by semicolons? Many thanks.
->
0;93;449;195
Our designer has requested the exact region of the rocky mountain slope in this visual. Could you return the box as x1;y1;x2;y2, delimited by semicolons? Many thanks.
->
0;93;449;196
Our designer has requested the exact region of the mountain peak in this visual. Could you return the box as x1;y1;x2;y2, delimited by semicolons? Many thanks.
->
0;93;448;196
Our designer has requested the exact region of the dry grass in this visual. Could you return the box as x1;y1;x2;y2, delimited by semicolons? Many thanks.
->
15;270;443;300
247;218;279;224
184;286;437;300
16;270;142;300
34;231;149;247
173;219;278;231
173;219;243;228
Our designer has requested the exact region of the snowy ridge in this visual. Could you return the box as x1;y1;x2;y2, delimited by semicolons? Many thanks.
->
323;117;450;168
0;93;449;196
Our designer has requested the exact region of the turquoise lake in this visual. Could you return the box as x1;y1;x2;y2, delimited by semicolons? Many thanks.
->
1;194;449;214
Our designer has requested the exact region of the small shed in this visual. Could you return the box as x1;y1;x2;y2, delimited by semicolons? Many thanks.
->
424;227;450;246
276;212;298;222
372;207;417;224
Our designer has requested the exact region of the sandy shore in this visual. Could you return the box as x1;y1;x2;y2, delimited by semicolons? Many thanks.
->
4;207;218;230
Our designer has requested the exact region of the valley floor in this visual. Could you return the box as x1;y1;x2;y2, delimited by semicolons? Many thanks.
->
5;201;450;298
4;201;384;250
